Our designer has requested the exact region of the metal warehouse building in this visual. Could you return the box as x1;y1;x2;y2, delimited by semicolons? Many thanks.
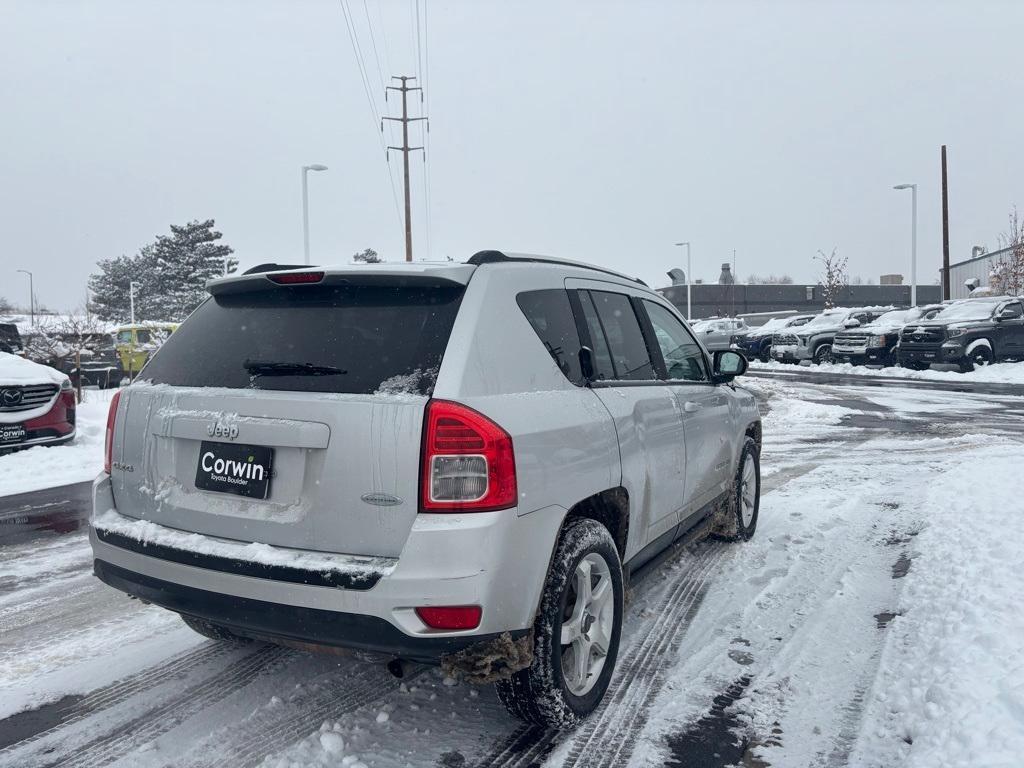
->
947;245;1015;299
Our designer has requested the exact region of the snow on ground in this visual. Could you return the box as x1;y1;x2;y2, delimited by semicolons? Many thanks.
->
0;390;111;497
849;446;1024;767
749;358;1024;384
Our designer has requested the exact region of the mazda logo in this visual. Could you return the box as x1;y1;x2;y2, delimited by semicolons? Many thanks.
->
1;389;23;407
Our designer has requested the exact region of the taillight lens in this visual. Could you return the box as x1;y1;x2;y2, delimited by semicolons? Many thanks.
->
416;606;482;630
268;271;324;285
420;400;517;512
104;390;122;474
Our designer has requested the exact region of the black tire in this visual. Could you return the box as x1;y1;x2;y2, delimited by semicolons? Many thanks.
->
495;518;624;729
758;345;771;363
812;343;834;365
180;614;251;643
712;437;760;542
961;343;994;372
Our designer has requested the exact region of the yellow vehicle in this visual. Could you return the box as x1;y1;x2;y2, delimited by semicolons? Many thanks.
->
113;323;178;377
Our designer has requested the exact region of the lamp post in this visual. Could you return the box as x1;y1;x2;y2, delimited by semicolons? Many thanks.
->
893;183;918;306
674;242;692;320
129;281;139;327
16;270;34;326
302;164;329;265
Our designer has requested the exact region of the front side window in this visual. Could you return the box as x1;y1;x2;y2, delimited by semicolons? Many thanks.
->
517;289;584;385
579;290;655;381
643;300;709;382
117;330;133;343
998;301;1023;318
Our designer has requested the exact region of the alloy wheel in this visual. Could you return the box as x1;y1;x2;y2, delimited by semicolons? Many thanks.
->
560;553;615;696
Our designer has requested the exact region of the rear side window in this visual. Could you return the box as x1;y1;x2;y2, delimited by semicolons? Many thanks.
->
580;290;655;381
140;283;464;395
516;289;584;385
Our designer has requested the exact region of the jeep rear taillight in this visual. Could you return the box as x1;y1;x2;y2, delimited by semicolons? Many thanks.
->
104;390;121;474
420;400;516;512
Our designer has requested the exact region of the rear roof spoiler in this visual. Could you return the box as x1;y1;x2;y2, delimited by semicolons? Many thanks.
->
468;250;648;287
207;263;477;296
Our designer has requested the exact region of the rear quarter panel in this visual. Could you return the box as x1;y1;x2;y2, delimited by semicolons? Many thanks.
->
433;265;619;522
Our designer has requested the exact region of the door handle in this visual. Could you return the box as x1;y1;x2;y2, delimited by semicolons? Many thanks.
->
683;401;703;413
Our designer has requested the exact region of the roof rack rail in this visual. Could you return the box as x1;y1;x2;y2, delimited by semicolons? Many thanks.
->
243;263;313;275
468;250;648;287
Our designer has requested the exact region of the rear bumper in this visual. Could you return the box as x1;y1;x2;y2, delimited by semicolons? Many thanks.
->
90;475;563;662
93;559;522;662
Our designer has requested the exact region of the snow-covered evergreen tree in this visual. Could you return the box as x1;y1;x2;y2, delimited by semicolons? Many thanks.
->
88;220;236;322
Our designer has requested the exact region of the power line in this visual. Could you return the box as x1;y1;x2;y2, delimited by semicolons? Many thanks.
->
421;0;432;260
361;0;387;94
338;0;403;230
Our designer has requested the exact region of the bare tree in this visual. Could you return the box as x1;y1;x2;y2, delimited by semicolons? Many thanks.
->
990;207;1024;296
23;313;113;400
814;248;849;308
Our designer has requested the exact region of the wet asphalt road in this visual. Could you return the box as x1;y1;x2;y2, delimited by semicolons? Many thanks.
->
0;482;93;547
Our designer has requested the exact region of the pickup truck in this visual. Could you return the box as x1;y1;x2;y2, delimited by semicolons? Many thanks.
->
832;305;945;366
771;307;891;364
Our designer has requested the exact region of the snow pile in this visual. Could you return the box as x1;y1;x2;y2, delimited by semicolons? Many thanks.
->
92;509;397;580
750;358;1024;385
853;444;1024;766
0;392;110;497
0;351;68;386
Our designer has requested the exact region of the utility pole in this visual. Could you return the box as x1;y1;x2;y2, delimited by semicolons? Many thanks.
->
384;76;426;262
941;145;950;300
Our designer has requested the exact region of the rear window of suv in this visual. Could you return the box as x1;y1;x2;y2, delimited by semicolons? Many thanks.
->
139;283;464;395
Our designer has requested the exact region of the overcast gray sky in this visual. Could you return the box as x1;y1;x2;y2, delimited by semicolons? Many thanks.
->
2;0;1021;310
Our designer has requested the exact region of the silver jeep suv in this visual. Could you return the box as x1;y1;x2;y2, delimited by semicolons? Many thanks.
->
91;251;762;728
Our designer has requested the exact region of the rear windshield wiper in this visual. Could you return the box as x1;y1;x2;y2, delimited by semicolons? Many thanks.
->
243;360;347;377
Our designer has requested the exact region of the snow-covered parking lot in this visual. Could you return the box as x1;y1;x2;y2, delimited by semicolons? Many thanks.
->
1;376;1023;768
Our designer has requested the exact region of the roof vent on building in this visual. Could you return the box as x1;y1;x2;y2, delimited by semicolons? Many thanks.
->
666;268;687;286
718;263;735;285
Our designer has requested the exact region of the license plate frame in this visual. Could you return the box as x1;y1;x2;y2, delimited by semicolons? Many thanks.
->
0;424;27;446
195;441;274;499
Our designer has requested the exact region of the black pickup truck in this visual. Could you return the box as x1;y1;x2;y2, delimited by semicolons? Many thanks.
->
897;296;1024;371
832;305;945;366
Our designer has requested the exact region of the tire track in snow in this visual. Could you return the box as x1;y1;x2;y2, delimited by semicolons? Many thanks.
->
0;641;236;753
470;544;722;768
173;662;409;768
24;645;291;768
558;545;720;768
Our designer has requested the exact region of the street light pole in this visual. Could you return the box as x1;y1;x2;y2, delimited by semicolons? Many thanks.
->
129;281;139;327
16;270;34;326
893;183;918;306
674;242;692;320
301;164;329;265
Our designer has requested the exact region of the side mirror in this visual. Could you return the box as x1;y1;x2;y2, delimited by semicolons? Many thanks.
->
578;346;595;381
712;350;748;382
705;328;714;334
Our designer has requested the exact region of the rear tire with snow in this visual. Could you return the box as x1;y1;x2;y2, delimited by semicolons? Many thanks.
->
180;614;251;643
711;437;760;542
495;518;623;729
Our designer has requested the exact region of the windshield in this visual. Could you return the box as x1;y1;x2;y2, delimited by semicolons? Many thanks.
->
803;311;846;330
870;310;910;327
140;283;464;394
936;300;1001;322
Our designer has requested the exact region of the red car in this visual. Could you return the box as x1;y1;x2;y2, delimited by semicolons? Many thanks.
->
0;352;76;450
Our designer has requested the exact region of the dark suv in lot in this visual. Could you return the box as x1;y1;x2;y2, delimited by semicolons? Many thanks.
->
897;296;1024;371
832;305;945;366
0;323;24;355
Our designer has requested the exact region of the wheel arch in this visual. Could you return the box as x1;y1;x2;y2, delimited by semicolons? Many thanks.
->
965;337;993;355
562;487;630;561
